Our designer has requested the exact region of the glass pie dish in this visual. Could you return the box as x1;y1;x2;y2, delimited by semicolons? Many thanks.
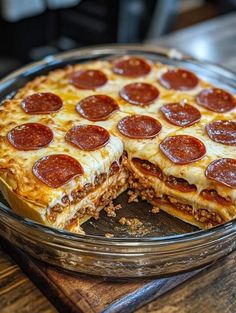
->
0;44;236;278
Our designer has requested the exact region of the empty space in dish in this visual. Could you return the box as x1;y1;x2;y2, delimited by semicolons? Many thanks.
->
0;190;196;238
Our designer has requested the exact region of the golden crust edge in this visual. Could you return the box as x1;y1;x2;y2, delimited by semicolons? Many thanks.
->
0;176;47;224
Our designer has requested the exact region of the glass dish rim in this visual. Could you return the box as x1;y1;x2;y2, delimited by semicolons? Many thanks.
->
0;43;235;246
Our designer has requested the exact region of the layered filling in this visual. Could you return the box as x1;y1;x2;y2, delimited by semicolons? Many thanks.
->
127;157;234;228
59;153;233;232
46;155;128;230
49;153;234;232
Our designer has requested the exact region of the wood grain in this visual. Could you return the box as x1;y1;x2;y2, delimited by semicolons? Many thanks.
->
138;251;236;313
0;243;57;313
1;238;202;313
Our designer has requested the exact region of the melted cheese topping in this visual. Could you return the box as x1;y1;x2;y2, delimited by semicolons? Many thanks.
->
0;118;123;209
0;58;235;229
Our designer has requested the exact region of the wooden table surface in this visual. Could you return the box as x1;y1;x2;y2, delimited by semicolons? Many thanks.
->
1;12;236;313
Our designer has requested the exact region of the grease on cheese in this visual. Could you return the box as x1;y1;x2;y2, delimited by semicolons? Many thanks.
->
0;58;235;230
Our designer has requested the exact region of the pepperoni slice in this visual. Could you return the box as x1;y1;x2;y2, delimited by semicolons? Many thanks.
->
65;125;110;151
76;95;119;121
69;69;107;90
132;158;164;180
200;189;231;206
117;115;162;139
196;88;236;113
120;83;159;106
7;123;53;151
112;56;151;77
160;102;201;127
159;68;199;91
165;176;197;192
21;92;63;114
206;120;236;146
205;158;236;188
33;154;83;188
160;135;206;164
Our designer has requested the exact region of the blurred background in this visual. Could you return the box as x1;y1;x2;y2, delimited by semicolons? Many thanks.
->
0;0;236;78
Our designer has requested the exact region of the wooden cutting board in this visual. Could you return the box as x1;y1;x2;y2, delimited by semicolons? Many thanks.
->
1;238;204;313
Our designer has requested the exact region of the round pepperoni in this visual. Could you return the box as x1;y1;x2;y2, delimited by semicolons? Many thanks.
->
160;102;201;127
132;158;163;180
160;135;206;164
112;56;151;77
196;88;236;113
69;69;107;90
120;83;159;106
206;120;236;146
33;154;83;188
117;115;162;139
65;125;110;151
159;68;199;91
7;123;53;151
76;95;119;121
21;92;63;114
205;158;236;188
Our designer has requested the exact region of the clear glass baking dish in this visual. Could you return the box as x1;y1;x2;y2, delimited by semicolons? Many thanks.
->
0;44;236;278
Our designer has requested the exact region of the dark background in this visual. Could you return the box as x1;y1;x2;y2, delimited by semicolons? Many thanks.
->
0;0;235;77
